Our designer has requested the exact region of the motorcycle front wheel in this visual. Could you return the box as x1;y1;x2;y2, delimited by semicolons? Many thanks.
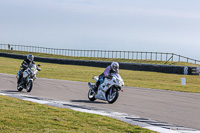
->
88;89;96;101
17;84;23;91
26;80;33;92
107;87;119;104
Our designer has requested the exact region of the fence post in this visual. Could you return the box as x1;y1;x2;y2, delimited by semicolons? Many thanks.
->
112;51;113;58
145;52;147;60
65;49;67;56
128;51;129;59
87;50;88;57
156;52;157;60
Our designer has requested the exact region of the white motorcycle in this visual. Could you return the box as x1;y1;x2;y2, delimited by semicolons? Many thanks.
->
17;64;41;92
88;73;124;104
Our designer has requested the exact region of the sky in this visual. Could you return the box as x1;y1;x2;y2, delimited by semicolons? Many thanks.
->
0;0;200;60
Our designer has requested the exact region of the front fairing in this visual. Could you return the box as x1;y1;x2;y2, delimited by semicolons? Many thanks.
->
111;73;124;87
27;64;38;78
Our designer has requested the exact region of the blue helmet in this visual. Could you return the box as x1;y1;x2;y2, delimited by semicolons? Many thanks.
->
27;54;34;62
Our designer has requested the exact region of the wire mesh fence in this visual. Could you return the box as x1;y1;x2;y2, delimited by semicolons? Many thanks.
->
1;44;200;64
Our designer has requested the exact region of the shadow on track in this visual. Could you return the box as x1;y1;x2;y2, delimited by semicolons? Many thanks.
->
70;100;107;104
1;90;27;94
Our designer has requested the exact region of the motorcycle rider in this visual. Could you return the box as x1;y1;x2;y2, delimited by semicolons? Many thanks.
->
17;54;35;87
93;62;119;92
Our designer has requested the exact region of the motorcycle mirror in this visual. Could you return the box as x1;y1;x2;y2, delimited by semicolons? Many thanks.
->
38;64;41;67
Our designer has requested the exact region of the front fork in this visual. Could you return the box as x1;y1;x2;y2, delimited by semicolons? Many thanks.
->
109;87;113;95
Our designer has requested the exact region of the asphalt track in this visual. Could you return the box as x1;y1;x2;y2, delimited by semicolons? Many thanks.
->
0;73;200;130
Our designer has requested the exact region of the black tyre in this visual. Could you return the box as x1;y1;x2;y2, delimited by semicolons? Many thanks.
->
26;80;33;92
88;89;96;101
106;87;119;104
17;84;23;91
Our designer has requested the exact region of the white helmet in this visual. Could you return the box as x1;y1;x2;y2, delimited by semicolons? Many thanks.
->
27;54;34;62
111;62;119;72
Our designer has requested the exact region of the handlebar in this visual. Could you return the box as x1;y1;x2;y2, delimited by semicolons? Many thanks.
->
37;67;41;71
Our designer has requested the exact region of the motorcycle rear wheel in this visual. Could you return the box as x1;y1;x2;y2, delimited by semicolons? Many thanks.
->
26;80;33;92
88;89;96;101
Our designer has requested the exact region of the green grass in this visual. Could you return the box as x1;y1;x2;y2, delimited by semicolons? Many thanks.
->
0;95;154;133
0;50;199;132
0;56;200;93
1;49;199;66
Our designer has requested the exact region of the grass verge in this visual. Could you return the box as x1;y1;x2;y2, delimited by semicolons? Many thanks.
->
0;56;200;93
0;95;154;133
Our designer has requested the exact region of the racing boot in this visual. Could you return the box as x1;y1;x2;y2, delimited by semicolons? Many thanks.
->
92;85;98;93
93;80;100;93
19;78;25;88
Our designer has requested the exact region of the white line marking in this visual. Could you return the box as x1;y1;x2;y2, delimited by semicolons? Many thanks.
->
23;98;50;104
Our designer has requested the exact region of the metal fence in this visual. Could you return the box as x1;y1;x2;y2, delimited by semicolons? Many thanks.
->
1;44;200;64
